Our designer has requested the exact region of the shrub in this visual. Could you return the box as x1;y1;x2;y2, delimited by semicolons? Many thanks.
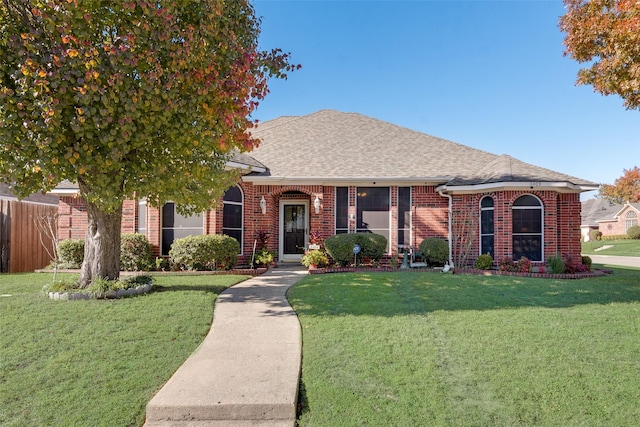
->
589;229;602;241
254;249;275;267
120;233;152;271
324;233;387;266
581;255;593;271
498;257;517;272
563;253;588;274
418;238;449;267
475;253;493;270
627;225;640;239
169;234;239;270
301;249;329;268
516;256;532;273
547;254;565;274
57;239;84;268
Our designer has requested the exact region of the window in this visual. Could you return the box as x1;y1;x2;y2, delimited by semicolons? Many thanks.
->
626;210;638;231
222;186;243;250
398;187;411;247
356;187;390;250
137;199;147;234
161;203;202;256
480;196;494;257
512;195;542;261
335;187;349;234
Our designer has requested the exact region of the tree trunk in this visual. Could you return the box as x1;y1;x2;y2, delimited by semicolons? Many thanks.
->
78;197;123;288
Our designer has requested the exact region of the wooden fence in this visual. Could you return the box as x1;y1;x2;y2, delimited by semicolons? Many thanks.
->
0;199;58;273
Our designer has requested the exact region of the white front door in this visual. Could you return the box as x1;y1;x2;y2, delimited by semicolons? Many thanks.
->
280;201;308;262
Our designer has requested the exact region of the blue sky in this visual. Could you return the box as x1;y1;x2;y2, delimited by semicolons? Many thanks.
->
252;0;639;200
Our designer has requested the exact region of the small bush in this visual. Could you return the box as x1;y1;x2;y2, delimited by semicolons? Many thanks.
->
169;234;239;270
547;254;565;274
46;279;80;292
57;239;84;268
581;255;592;271
475;254;493;270
498;257;517;272
301;249;329;268
418;238;449;267
120;233;152;271
589;229;602;241
627;225;640;239
563;254;588;274
324;233;387;266
254;249;275;267
516;256;532;273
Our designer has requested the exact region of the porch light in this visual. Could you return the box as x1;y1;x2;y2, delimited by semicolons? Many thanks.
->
260;196;266;215
314;195;321;214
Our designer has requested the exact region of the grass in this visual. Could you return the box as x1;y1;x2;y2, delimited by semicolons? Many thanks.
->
582;238;640;256
0;272;249;427
288;266;640;426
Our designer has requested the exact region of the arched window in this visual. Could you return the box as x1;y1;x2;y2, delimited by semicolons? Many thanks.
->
223;185;243;250
512;195;543;261
626;210;638;231
480;196;494;257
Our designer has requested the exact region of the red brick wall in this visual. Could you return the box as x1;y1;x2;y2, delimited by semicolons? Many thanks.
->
57;185;584;267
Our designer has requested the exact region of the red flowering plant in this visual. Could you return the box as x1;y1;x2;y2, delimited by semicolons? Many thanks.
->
309;231;322;245
516;256;532;273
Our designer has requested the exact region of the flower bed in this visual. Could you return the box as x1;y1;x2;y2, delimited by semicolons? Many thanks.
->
308;265;613;279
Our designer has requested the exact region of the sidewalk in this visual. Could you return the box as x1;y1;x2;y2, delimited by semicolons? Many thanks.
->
588;254;640;269
144;266;308;427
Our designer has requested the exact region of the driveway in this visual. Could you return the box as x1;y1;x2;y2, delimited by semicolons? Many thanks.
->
587;255;640;269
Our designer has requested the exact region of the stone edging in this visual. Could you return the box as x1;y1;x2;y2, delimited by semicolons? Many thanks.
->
48;283;153;301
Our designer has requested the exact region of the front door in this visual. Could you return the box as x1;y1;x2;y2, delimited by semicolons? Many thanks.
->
280;201;308;262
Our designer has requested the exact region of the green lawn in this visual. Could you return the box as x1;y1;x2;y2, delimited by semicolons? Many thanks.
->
582;238;640;257
289;267;640;426
0;272;248;427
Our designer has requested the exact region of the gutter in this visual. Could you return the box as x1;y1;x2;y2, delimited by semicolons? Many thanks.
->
438;189;454;267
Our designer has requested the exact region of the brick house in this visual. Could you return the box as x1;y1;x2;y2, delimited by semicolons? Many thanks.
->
581;200;640;239
54;110;598;267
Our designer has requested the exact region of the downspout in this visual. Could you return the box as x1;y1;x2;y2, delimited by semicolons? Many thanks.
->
438;189;453;267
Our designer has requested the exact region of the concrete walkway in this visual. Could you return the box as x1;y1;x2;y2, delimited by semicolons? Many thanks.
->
144;266;308;427
588;254;640;269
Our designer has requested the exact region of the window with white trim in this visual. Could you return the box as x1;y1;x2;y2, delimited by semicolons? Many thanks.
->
398;187;411;247
335;187;349;234
161;203;202;256
626;210;638;231
356;187;390;250
137;199;147;235
512;195;542;261
480;196;494;257
222;185;243;251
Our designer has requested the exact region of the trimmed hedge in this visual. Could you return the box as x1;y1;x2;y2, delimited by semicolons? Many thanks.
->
120;233;152;271
324;233;387;266
169;234;239;270
57;239;84;268
418;238;449;267
627;225;640;239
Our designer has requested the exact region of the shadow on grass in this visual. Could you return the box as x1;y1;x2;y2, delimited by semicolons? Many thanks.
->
290;265;640;316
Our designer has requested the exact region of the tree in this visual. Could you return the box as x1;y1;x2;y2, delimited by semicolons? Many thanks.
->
600;166;640;203
560;0;640;109
0;0;297;286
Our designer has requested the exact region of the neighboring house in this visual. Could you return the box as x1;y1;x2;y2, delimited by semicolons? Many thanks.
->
595;202;640;238
0;183;59;272
53;110;598;267
580;198;620;241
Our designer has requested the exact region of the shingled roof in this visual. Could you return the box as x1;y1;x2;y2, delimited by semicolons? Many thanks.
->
247;110;597;190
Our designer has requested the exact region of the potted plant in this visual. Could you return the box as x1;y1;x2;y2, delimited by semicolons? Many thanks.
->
301;249;329;269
